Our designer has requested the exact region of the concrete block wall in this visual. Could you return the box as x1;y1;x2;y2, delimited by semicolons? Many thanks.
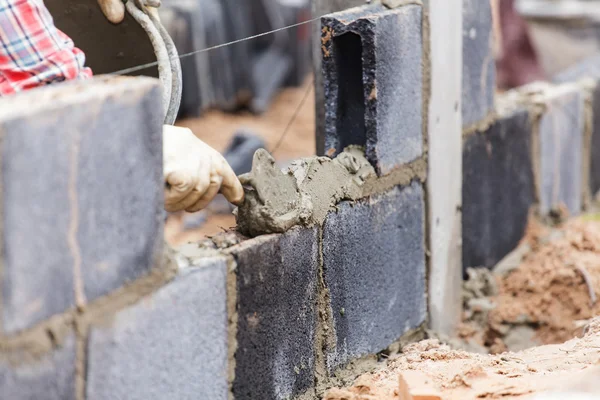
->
457;2;600;274
0;77;164;335
461;60;600;272
0;76;174;399
0;60;427;400
323;183;426;371
0;4;430;400
462;102;535;271
5;2;600;400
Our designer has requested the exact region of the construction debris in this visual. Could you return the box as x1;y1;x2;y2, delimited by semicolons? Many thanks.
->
456;217;600;352
324;318;600;400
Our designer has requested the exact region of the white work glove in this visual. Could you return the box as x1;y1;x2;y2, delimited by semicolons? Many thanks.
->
163;125;244;213
98;0;161;24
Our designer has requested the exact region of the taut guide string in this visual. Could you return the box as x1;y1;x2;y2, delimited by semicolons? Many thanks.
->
108;16;323;154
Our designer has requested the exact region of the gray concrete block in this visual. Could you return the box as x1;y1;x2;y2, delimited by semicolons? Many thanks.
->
0;77;163;334
313;0;368;156
590;84;600;197
86;256;229;400
462;0;495;128
323;182;426;371
538;86;585;215
322;4;423;175
229;227;319;400
462;105;535;272
0;333;76;400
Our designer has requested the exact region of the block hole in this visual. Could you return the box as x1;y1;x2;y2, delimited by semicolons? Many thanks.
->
334;32;366;150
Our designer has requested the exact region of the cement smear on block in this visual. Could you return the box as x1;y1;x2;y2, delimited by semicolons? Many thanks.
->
235;147;375;237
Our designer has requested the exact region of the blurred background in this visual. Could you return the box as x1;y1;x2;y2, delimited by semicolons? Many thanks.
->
57;0;600;245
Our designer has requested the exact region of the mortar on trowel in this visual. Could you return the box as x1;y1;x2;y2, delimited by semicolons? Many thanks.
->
235;147;376;237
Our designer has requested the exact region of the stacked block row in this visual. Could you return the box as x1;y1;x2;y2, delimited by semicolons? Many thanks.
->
0;4;430;398
462;72;598;272
0;77;165;397
2;208;426;400
227;181;426;398
87;182;427;400
0;76;165;335
462;100;536;270
554;55;600;199
320;4;423;175
458;0;600;274
14;0;600;398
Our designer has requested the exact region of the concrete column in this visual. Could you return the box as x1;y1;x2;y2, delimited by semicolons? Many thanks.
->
425;0;463;335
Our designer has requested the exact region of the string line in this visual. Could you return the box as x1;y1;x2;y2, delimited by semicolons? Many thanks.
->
271;77;314;155
109;16;321;75
111;11;322;154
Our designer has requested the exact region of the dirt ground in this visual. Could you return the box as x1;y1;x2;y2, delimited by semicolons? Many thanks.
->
457;215;600;354
165;78;316;246
325;215;600;400
325;328;600;400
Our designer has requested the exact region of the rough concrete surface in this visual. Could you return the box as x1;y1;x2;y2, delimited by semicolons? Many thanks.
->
0;76;163;334
313;0;371;156
236;147;375;237
228;227;319;400
536;85;585;215
321;4;423;175
86;257;229;400
0;333;76;400
462;0;495;129
323;182;427;371
462;102;535;271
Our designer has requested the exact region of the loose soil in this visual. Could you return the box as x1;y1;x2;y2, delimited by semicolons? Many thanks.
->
324;328;600;400
457;216;600;354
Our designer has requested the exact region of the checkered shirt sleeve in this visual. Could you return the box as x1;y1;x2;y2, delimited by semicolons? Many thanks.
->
0;0;93;96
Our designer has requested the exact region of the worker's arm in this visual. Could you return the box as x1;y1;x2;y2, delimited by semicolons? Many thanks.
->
163;126;245;213
0;0;92;96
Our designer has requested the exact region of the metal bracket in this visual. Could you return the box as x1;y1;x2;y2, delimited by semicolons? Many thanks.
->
126;0;182;125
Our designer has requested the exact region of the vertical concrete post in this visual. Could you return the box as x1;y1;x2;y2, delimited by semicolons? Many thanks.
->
425;0;463;335
312;0;368;155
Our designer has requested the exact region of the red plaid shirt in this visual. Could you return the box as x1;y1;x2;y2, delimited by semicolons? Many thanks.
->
0;0;92;96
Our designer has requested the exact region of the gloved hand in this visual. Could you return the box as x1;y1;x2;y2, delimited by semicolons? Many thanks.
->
163;125;245;213
98;0;161;24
